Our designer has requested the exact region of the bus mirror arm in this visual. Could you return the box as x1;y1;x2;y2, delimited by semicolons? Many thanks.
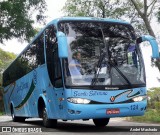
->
136;35;159;59
57;32;68;58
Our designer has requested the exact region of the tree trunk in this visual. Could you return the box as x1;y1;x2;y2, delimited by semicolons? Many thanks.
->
143;17;156;37
130;0;156;37
102;6;105;18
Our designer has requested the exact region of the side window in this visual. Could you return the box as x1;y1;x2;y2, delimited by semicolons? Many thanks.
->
3;70;9;87
36;34;45;65
24;33;45;70
45;25;62;87
3;55;26;86
24;45;37;70
3;33;45;87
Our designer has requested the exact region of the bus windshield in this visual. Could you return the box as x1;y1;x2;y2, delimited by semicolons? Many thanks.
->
58;21;145;88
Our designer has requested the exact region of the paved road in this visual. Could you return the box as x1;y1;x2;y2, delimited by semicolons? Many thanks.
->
0;115;159;135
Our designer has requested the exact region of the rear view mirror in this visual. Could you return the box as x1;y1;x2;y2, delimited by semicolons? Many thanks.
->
57;32;68;58
136;35;159;59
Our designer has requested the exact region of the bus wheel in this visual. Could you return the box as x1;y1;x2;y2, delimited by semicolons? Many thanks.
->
11;106;17;122
42;107;57;128
93;118;110;127
11;106;25;122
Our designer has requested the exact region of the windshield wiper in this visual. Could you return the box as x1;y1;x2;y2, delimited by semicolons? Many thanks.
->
91;53;106;86
109;62;133;87
91;24;111;86
91;24;109;86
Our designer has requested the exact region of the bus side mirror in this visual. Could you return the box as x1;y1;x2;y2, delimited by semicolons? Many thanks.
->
136;35;159;59
57;32;68;58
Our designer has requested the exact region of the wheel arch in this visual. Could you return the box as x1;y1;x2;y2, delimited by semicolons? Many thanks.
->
37;95;48;118
10;101;15;114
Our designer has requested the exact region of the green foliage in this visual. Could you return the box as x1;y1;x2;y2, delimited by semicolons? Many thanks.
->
64;0;127;18
155;102;160;112
0;0;47;43
0;111;4;116
130;109;160;123
148;87;160;109
0;48;16;84
130;87;160;123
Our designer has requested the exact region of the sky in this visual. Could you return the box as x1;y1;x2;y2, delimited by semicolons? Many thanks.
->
141;45;160;88
0;0;160;88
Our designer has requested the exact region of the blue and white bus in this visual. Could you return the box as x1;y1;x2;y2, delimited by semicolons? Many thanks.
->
2;17;159;127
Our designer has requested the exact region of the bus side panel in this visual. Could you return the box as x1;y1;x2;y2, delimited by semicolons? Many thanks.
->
26;65;49;117
34;65;59;119
3;63;61;119
3;85;13;115
3;64;68;119
10;71;34;117
3;65;49;118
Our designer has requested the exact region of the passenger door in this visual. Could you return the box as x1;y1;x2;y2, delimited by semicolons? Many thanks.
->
45;25;65;118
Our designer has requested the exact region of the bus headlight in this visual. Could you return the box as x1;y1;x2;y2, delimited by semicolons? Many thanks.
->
132;96;147;102
67;98;91;104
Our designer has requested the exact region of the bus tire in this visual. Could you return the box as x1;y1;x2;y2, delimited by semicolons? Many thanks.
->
93;118;110;127
11;105;25;122
42;107;57;128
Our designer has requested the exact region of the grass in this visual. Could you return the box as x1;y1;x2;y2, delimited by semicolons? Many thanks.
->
0;111;4;116
127;109;160;123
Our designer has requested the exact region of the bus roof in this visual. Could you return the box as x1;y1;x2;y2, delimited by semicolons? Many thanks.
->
47;17;130;26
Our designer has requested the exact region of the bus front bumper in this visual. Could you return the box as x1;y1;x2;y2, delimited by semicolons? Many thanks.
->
65;100;147;120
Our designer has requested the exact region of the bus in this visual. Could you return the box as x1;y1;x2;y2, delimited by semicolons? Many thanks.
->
2;17;159;127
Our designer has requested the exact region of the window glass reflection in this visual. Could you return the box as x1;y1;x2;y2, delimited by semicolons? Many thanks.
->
3;33;45;86
59;21;145;87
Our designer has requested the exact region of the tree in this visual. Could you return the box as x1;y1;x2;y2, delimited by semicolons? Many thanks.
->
0;0;47;43
130;0;160;37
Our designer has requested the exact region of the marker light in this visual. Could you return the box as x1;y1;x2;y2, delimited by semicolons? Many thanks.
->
132;96;147;102
67;98;91;104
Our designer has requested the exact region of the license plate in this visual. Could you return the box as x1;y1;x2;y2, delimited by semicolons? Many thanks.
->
106;108;120;114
